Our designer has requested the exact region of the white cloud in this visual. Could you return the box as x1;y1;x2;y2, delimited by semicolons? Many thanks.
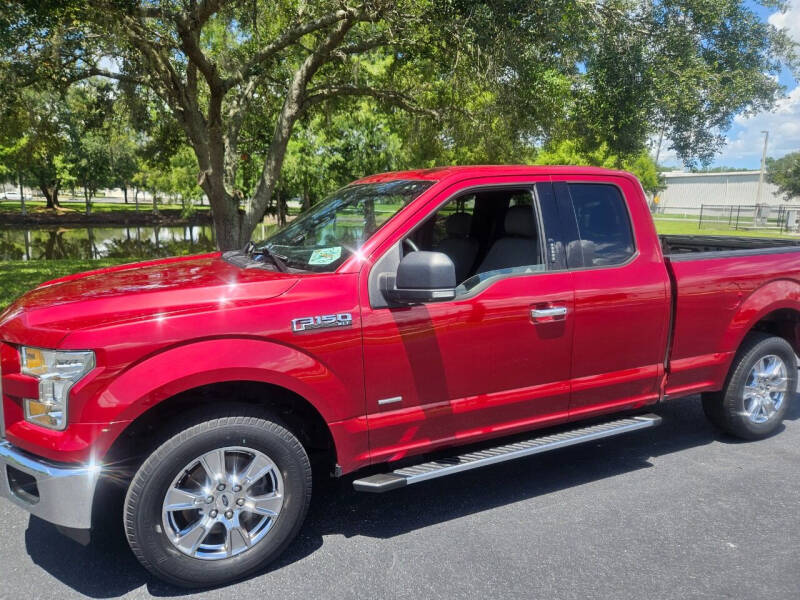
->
769;0;800;42
721;87;800;163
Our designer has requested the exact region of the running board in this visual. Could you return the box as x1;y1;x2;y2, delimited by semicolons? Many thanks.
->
353;414;662;492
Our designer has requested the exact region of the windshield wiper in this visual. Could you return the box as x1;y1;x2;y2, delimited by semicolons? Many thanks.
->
243;241;288;272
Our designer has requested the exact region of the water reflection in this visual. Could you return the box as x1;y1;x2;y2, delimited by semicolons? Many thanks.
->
0;225;218;261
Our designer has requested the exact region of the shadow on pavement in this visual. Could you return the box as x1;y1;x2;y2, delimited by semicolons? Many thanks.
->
23;394;799;598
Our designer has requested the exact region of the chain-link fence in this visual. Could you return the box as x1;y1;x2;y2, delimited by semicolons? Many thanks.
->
697;204;800;233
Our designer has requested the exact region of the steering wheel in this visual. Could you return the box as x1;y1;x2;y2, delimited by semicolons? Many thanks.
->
403;238;419;253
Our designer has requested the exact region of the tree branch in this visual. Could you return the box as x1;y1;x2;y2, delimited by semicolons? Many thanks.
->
223;9;354;90
68;67;147;86
194;0;228;26
244;9;364;234
303;85;441;118
329;35;394;61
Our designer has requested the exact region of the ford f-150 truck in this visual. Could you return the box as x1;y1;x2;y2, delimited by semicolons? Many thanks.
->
1;166;798;587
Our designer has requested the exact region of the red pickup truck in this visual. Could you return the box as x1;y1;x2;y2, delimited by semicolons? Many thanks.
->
1;165;798;587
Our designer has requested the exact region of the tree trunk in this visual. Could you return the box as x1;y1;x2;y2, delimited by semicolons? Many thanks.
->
152;189;158;216
18;170;26;216
207;189;243;250
40;183;61;209
277;188;287;227
84;185;92;215
123;185;128;204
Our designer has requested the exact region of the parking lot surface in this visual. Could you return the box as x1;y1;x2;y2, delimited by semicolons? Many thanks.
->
1;394;798;600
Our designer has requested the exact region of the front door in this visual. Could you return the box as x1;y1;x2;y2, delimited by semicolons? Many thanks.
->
360;179;576;465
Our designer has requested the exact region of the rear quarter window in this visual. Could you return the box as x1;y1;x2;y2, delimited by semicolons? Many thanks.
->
568;183;635;267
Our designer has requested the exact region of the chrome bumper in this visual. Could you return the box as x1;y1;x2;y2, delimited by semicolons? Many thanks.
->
0;440;100;530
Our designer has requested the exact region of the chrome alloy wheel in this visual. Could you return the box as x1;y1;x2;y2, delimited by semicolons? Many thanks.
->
743;354;788;424
161;446;284;560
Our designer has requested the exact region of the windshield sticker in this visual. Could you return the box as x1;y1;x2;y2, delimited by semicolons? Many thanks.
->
308;246;342;265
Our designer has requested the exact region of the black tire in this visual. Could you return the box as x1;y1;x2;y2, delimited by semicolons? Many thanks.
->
124;410;312;588
702;332;796;440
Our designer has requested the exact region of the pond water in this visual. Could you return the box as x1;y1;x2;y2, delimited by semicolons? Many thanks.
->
0;225;216;261
0;222;283;261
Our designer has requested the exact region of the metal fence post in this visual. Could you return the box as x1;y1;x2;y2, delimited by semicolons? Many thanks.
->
698;204;704;229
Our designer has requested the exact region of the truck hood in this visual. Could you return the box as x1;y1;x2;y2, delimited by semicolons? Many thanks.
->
0;254;299;347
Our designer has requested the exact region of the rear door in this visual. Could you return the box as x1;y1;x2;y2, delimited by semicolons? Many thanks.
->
360;178;576;465
552;176;671;417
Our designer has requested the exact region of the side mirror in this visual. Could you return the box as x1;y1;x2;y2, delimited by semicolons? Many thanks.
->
385;251;457;305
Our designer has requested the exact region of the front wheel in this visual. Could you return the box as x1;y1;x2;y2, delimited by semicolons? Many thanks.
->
124;411;312;588
702;333;796;440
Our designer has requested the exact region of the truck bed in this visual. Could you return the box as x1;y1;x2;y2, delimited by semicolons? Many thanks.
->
662;234;800;399
661;234;800;258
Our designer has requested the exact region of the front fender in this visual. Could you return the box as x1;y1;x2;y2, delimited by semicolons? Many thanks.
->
95;338;355;426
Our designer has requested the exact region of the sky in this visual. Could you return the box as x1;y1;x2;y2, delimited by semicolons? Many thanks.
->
659;0;800;170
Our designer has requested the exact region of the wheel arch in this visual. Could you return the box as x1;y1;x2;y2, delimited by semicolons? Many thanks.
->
723;279;800;357
91;338;367;473
103;380;337;470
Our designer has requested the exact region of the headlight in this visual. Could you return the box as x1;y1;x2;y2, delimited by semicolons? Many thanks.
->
20;347;95;430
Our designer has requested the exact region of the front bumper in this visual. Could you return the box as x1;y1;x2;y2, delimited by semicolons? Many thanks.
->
0;440;100;530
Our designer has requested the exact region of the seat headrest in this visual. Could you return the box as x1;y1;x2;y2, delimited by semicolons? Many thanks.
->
504;205;535;237
445;212;472;238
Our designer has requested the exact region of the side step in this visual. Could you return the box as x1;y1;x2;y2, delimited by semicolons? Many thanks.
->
353;413;661;492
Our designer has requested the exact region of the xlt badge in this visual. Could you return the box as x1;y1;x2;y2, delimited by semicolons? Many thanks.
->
292;313;353;333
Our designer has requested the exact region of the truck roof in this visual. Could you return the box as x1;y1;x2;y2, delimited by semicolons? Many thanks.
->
354;164;635;184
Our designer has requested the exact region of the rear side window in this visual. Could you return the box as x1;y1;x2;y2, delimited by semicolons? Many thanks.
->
568;183;635;267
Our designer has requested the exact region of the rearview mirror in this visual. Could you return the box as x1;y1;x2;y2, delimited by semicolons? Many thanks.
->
385;251;457;305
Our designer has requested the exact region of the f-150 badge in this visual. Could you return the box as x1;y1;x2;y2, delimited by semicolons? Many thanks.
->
292;313;353;333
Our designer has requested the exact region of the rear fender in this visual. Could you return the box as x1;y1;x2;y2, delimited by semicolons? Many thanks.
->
717;279;800;376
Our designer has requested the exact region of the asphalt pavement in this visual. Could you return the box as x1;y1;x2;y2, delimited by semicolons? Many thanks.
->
1;392;798;600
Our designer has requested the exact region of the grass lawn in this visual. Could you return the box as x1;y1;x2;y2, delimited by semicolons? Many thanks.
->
0;200;210;214
653;217;798;238
0;259;130;311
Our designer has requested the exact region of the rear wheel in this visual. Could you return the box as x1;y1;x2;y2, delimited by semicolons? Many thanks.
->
702;333;796;440
124;411;311;588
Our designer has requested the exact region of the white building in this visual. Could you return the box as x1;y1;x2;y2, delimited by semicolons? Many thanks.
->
657;171;786;215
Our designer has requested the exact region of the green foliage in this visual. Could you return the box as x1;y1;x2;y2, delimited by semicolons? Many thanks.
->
534;139;664;194
767;152;800;201
132;145;204;212
0;0;796;247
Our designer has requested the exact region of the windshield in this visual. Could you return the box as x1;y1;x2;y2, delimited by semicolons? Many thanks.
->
255;180;433;272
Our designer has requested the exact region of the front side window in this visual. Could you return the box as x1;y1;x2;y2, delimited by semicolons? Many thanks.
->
568;183;635;267
257;180;432;272
404;187;544;291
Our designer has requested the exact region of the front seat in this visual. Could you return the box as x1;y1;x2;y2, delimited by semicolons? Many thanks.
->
437;212;479;283
476;205;540;274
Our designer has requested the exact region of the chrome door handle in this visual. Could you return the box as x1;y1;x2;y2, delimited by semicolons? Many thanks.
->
531;306;568;319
